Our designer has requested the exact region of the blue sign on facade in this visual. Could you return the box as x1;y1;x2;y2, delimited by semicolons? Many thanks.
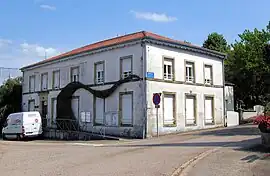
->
146;72;154;78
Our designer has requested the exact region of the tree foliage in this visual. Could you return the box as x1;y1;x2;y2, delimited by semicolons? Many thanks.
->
203;32;229;53
0;77;22;128
224;22;270;108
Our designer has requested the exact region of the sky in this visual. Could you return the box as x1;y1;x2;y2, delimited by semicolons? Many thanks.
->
0;0;270;71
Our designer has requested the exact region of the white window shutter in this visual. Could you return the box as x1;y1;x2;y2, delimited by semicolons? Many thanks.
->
122;58;131;72
96;63;103;72
164;60;172;66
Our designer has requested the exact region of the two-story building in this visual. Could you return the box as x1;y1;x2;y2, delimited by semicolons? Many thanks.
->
20;31;226;139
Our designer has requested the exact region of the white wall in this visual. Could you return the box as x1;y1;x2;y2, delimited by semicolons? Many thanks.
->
145;44;224;136
22;43;145;138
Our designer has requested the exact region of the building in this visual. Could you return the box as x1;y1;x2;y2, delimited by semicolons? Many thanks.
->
20;31;226;139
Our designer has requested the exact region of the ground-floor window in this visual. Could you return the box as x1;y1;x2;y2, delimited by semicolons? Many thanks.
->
119;92;133;126
71;96;79;120
204;96;214;125
28;100;35;111
185;94;196;126
94;96;105;125
51;98;57;126
163;93;176;126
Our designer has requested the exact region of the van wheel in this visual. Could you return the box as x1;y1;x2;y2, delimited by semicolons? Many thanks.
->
16;134;21;141
2;134;7;140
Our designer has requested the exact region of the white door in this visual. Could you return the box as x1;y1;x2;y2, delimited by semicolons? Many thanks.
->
163;94;174;125
186;96;195;125
95;97;104;124
71;97;79;119
205;97;214;124
121;94;132;125
28;101;35;111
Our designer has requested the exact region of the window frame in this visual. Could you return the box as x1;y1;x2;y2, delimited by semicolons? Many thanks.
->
204;64;213;85
120;55;133;79
29;75;36;93
93;96;105;126
119;91;133;127
185;93;197;126
162;91;176;127
52;70;60;89
41;72;48;91
94;61;105;84
70;66;80;82
185;61;195;83
163;57;175;81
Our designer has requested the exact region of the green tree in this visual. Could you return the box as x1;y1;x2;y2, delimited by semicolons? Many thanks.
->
225;23;270;108
0;77;22;128
203;32;229;53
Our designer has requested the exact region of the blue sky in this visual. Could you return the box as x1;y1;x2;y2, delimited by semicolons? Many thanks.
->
0;0;270;70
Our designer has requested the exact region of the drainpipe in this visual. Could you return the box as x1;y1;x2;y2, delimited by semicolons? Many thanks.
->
223;55;227;127
141;40;147;139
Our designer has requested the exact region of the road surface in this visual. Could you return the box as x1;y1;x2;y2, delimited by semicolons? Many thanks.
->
0;124;268;176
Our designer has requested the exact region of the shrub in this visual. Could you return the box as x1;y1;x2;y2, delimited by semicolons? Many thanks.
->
254;115;270;133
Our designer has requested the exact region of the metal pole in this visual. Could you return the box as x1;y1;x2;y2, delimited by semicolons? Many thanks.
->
156;107;159;137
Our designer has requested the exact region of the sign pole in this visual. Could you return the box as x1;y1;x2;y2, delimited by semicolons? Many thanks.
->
156;106;159;137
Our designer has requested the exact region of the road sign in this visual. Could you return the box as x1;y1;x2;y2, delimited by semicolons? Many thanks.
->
153;93;161;105
35;119;38;123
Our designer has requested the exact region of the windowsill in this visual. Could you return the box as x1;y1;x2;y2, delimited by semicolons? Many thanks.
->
120;124;133;127
185;123;197;127
205;122;215;125
204;83;213;86
93;123;104;126
163;79;174;82
185;81;195;84
164;124;177;127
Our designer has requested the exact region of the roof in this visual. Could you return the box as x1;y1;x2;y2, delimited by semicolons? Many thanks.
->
21;31;226;70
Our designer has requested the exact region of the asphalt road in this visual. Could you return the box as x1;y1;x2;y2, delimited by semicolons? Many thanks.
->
0;125;268;176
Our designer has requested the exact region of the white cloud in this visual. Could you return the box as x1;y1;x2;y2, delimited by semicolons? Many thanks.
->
0;39;12;48
40;4;56;11
130;10;177;22
20;42;59;58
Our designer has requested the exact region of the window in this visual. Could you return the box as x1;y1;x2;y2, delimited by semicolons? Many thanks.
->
95;62;104;84
119;92;133;126
163;59;174;80
28;100;35;111
41;73;48;91
204;65;213;84
94;96;105;125
185;62;195;83
71;67;79;82
163;93;176;126
204;96;214;124
52;70;60;89
120;56;132;79
51;98;57;126
185;95;196;125
29;75;35;92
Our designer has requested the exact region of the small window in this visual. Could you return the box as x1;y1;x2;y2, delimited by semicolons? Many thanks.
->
95;62;104;84
52;70;60;89
71;67;79;82
163;59;173;80
185;62;195;83
204;65;213;85
29;75;35;92
41;73;48;91
120;56;132;79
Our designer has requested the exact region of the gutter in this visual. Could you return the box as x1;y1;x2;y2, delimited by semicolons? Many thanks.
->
223;55;227;127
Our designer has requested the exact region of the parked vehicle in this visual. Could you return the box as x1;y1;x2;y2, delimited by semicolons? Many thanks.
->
2;111;43;140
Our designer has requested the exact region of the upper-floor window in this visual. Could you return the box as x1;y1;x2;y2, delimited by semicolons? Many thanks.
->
41;73;48;91
204;65;213;85
120;56;132;79
163;58;174;80
95;62;104;84
71;67;79;82
29;75;35;92
185;61;195;83
52;70;60;89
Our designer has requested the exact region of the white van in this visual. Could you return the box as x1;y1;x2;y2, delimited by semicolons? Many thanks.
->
2;111;43;140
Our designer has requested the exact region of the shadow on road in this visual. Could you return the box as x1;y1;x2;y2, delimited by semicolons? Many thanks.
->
196;125;260;136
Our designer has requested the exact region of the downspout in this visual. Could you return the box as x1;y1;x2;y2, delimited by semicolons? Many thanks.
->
222;55;227;127
141;39;147;139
